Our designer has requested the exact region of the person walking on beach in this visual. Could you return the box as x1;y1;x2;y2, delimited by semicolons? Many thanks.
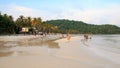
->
67;33;71;41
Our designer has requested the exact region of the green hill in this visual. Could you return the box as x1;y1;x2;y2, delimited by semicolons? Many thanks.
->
45;19;120;34
0;12;120;34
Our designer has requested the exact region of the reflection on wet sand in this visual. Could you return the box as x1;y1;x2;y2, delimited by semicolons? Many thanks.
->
17;40;59;48
0;52;13;57
0;38;59;57
47;41;59;48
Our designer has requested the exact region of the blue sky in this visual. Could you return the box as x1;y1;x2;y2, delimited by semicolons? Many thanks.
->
0;0;120;26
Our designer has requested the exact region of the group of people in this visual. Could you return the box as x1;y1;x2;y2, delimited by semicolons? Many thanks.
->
66;33;91;43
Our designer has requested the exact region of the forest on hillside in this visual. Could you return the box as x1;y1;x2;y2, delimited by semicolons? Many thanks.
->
46;20;120;34
0;12;120;34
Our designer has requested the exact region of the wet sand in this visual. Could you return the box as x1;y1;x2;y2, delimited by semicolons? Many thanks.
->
0;34;61;55
0;35;119;68
55;37;120;68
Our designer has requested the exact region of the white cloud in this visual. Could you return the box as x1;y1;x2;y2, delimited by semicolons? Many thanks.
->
2;4;45;20
51;6;120;26
83;7;120;25
1;4;120;26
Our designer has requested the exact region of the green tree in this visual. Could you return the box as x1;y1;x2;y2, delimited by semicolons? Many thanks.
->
0;13;16;34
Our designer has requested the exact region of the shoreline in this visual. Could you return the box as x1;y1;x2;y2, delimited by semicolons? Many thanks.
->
0;34;62;41
0;34;62;57
0;35;119;68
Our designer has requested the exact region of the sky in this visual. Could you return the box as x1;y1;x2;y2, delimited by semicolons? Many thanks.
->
0;0;120;26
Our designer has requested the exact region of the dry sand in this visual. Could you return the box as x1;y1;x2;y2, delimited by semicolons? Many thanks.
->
0;35;119;68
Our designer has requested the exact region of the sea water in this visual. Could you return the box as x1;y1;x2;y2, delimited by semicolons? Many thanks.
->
88;35;120;64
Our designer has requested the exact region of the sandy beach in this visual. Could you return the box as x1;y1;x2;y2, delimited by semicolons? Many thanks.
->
0;34;120;68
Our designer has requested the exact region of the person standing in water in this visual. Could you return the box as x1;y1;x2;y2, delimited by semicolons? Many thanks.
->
67;33;71;41
83;34;88;45
84;34;88;41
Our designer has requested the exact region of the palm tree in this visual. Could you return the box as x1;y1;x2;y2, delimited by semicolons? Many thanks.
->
27;17;32;27
32;18;37;27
